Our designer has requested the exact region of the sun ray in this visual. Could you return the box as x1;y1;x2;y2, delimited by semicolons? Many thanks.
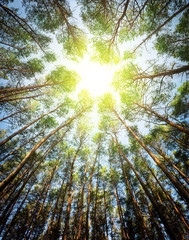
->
75;56;115;97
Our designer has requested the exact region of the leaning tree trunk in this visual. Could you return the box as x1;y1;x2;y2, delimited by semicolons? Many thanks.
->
134;65;189;80
45;172;67;240
85;142;101;240
0;103;33;122
0;82;66;94
62;140;83;240
134;3;189;51
109;162;130;240
0;102;64;147
138;151;189;231
0;128;46;163
119;154;151;239
0;109;85;192
111;134;183;240
102;176;109;240
0;92;47;103
112;108;189;202
1;184;32;240
76;160;88;240
135;103;189;135
148;142;189;184
0;4;46;53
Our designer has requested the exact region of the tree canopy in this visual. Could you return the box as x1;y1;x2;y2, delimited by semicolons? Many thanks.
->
0;0;189;239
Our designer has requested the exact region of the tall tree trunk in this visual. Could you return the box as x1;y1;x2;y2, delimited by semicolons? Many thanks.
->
109;161;130;240
112;108;189;202
1;184;32;240
0;109;84;192
148;142;189;184
24;165;57;239
135;103;189;135
0;128;46;164
0;4;46;53
92;164;99;240
0;92;47;103
138;151;189;231
118;154;151;239
111;134;183;240
134;65;189;80
62;140;83;240
134;3;189;51
102;176;109;240
0;103;64;147
85;142;101;240
76;160;88;240
0;82;66;94
0;88;39;99
113;131;151;239
45;173;67;240
0;103;33;122
144;195;166;240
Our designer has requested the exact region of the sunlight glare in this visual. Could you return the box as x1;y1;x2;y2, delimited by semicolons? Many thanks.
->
76;56;114;97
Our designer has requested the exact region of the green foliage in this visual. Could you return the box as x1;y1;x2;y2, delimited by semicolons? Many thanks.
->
91;39;120;64
98;93;116;113
46;66;80;92
170;81;189;118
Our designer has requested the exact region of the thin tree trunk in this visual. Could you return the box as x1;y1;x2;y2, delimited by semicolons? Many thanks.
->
144;195;166;240
76;160;88;240
112;108;189;202
92;165;99;240
149;142;189;184
139;151;189;231
0;109;79;192
0;103;63;147
134;3;189;51
134;65;189;80
85;142;101;240
135;103;189;135
135;129;189;184
0;92;47;103
111;134;184;240
110;174;129;240
0;174;38;234
1;184;32;240
0;88;39;99
0;128;46;164
118;152;151;239
0;82;65;94
0;66;31;72
0;4;46;53
45;173;67;239
24;165;57;239
0;104;33;122
62;140;83;240
102;176;109;240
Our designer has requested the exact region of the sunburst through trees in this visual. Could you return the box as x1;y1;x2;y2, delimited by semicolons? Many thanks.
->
0;0;189;239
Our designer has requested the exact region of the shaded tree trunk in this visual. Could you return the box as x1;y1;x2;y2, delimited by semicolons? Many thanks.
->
0;109;84;192
134;65;189;80
112;108;189;202
62;140;83;240
134;3;189;51
135;103;189;135
111;134;183;240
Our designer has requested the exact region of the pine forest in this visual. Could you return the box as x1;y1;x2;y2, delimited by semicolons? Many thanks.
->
0;0;189;239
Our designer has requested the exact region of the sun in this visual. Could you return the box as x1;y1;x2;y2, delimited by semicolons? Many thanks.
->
75;56;115;97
